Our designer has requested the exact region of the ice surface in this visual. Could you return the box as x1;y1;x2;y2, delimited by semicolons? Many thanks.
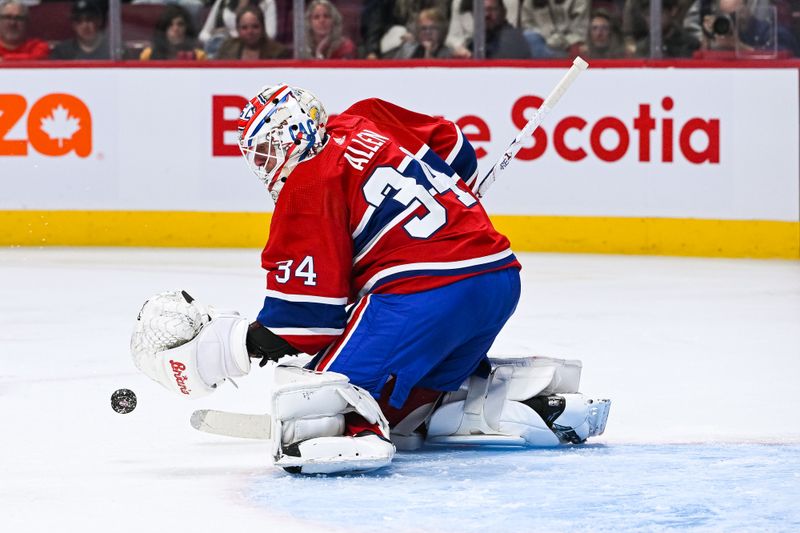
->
1;248;798;532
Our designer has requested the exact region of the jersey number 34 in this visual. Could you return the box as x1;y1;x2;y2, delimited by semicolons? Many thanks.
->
362;155;477;239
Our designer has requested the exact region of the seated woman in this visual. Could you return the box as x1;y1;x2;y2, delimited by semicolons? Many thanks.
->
386;7;453;59
199;0;277;57
140;5;205;60
304;0;356;59
215;4;288;59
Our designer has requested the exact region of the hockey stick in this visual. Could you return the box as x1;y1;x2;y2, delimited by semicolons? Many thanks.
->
190;409;272;440
473;56;589;199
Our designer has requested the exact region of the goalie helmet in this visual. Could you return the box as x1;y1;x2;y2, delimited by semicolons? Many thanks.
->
237;84;328;202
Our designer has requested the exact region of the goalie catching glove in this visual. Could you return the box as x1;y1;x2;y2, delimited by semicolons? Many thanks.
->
130;291;252;398
130;291;305;397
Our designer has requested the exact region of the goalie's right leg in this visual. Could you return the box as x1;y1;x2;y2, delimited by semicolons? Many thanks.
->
267;365;395;475
426;356;611;447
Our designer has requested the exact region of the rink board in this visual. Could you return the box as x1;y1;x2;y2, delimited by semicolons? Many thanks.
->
1;210;796;258
1;64;798;257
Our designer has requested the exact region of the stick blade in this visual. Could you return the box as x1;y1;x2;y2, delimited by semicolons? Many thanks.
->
190;409;272;440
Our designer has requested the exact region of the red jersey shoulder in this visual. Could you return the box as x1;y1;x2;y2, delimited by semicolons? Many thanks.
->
336;99;463;165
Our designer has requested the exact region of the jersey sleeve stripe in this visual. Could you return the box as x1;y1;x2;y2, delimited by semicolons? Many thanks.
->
397;154;413;172
352;205;376;240
445;126;464;165
449;139;478;185
465;168;479;189
258;296;347;330
265;289;348;306
358;249;516;297
267;327;345;336
353;201;421;265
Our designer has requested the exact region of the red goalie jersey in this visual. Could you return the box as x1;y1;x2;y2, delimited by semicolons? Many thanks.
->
257;98;520;353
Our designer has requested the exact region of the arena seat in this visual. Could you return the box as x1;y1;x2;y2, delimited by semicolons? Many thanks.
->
27;2;74;43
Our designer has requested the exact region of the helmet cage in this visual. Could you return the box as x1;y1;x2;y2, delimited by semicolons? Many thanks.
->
237;84;327;202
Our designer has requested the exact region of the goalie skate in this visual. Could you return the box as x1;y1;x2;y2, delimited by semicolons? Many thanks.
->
536;394;611;444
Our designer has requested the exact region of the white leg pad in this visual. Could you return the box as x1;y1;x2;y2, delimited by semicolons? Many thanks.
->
426;356;609;447
490;355;583;399
267;365;394;474
274;434;395;475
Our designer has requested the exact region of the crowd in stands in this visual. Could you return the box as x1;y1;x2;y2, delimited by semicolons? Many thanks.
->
1;0;799;61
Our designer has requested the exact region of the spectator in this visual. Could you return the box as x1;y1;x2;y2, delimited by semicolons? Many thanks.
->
216;4;288;59
373;0;452;57
140;4;206;60
699;0;741;50
360;0;394;58
698;0;796;55
387;7;454;58
774;0;800;56
635;0;700;57
199;0;277;57
0;0;48;60
580;8;627;58
780;0;800;53
623;0;650;54
304;0;356;59
50;0;110;60
445;0;520;58
519;0;589;58
474;0;531;58
681;0;705;41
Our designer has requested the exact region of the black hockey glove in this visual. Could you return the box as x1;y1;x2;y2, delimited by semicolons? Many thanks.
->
246;321;301;367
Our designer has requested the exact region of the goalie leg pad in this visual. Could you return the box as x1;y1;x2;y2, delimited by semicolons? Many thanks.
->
489;355;583;399
276;434;395;475
268;365;394;474
426;356;609;447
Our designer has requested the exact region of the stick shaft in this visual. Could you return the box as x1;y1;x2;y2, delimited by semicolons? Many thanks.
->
473;57;588;199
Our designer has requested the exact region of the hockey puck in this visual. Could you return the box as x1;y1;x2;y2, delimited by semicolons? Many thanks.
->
111;388;137;414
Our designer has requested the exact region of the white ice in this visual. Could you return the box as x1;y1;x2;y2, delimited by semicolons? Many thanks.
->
1;248;798;532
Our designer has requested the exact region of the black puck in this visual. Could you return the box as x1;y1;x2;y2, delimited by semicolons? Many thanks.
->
111;388;137;414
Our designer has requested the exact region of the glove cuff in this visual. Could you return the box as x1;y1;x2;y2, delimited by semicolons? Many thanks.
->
228;318;251;376
195;315;251;386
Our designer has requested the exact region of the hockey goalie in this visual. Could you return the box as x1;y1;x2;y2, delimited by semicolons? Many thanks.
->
130;84;611;475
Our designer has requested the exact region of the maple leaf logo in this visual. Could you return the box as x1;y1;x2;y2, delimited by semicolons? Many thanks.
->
40;105;81;148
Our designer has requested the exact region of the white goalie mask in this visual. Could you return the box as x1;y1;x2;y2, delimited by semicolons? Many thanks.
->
237;84;328;202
